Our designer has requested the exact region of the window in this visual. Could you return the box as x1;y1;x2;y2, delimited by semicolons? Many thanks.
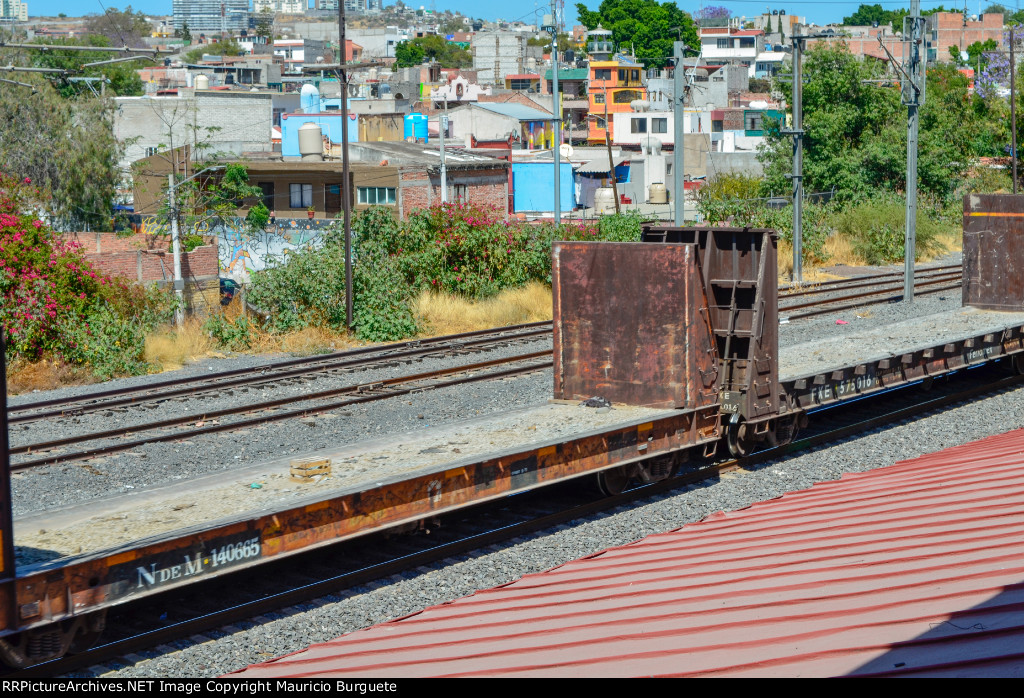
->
289;183;313;208
594;92;605;104
510;78;534;91
652;118;667;134
594;68;611;80
630;118;647;134
618;69;626;82
631;70;639;82
716;38;731;49
145;146;160;157
453;184;468;201
357;187;396;205
613;89;642;104
739;38;755;49
594;117;607;129
745;112;764;132
712;120;723;133
257;182;275;209
325;183;342;213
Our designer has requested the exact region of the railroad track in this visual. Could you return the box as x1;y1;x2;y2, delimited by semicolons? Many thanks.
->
9;264;963;428
7;322;553;425
16;360;1020;678
9;350;555;471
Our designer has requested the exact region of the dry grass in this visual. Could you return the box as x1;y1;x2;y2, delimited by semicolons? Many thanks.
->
144;317;217;371
7;358;96;395
415;282;553;335
777;238;846;285
822;234;865;267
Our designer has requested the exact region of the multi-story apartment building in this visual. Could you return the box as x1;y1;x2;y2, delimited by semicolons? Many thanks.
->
0;0;28;22
173;0;249;32
254;0;306;13
584;26;646;144
699;26;765;75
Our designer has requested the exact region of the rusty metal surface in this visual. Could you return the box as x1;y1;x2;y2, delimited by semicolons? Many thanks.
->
963;194;1024;310
0;337;14;623
231;427;1024;678
781;322;1024;411
552;242;718;409
641;226;779;422
0;406;720;638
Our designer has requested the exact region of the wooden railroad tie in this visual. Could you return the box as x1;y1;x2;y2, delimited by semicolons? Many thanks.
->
290;456;332;483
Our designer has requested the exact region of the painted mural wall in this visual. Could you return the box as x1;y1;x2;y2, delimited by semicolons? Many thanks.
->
133;215;337;282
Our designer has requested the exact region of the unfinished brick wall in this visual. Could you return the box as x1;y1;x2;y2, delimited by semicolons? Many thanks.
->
398;168;509;219
59;232;220;316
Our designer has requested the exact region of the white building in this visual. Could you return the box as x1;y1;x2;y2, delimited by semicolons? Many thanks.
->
173;0;249;32
254;0;306;13
0;0;28;21
699;27;765;76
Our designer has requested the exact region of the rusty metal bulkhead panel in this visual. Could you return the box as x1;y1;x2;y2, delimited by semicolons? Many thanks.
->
552;242;718;409
640;226;780;422
963;194;1024;311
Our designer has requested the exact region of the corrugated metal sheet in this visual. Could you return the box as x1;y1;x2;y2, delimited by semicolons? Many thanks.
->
575;157;626;174
231;429;1024;678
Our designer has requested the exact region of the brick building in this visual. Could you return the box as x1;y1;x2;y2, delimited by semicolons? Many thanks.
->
60;232;221;315
928;11;1004;62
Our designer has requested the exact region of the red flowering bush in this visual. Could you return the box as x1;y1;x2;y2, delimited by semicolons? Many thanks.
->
0;174;173;376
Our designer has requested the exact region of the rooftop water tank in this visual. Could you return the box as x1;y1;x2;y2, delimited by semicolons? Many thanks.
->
404;113;428;143
194;74;209;90
298;122;324;161
649;183;668;204
300;83;320;114
594;187;616;214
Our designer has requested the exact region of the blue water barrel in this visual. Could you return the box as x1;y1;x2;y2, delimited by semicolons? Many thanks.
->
404;113;428;143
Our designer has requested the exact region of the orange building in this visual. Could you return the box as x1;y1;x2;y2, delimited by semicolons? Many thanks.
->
585;26;646;144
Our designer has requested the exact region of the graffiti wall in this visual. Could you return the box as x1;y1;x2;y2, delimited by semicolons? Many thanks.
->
131;215;337;281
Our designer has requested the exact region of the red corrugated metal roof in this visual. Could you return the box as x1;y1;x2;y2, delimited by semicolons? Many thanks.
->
231;428;1024;678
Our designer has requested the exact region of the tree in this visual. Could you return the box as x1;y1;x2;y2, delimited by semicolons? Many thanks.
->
84;6;152;48
255;10;274;42
181;22;193;43
575;0;697;68
842;4;895;26
27;36;145;98
393;36;471;69
0;72;124;230
183;40;244;64
758;42;980;201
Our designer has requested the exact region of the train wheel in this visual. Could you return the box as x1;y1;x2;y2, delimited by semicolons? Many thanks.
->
726;421;755;458
1013;353;1024;375
595;466;632;496
0;611;107;668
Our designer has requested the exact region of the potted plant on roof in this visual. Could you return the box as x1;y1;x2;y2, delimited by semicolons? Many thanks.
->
307;205;315;219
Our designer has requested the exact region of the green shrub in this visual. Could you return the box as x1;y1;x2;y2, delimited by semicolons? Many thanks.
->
204;313;255;351
830;196;947;264
0;173;174;376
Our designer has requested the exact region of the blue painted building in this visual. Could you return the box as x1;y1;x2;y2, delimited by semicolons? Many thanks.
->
280;113;359;157
511;162;575;213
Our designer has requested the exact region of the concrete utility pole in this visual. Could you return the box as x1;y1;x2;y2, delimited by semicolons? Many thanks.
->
673;41;687;226
902;0;926;302
168;174;184;329
338;1;353;329
550;6;562;225
440;97;448;202
788;27;806;284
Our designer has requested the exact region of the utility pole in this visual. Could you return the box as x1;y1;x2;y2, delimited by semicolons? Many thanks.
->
168;174;184;329
338;1;353;329
440;95;448;202
902;0;926;302
673;41;687;225
604;88;620;214
549;6;562;225
788;26;805;284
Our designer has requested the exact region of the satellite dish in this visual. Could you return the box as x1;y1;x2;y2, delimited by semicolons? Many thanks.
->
559;143;574;159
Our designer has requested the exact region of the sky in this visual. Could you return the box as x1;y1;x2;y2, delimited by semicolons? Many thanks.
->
24;0;1018;30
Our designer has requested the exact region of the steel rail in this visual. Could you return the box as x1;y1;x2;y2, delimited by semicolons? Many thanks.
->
778;263;960;293
11;351;555;471
779;269;961;300
7;322;552;422
20;368;1022;678
782;282;963;321
780;274;961;313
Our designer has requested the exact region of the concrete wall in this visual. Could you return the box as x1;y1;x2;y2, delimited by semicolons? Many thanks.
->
512;163;575;212
472;32;526;86
115;92;274;171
